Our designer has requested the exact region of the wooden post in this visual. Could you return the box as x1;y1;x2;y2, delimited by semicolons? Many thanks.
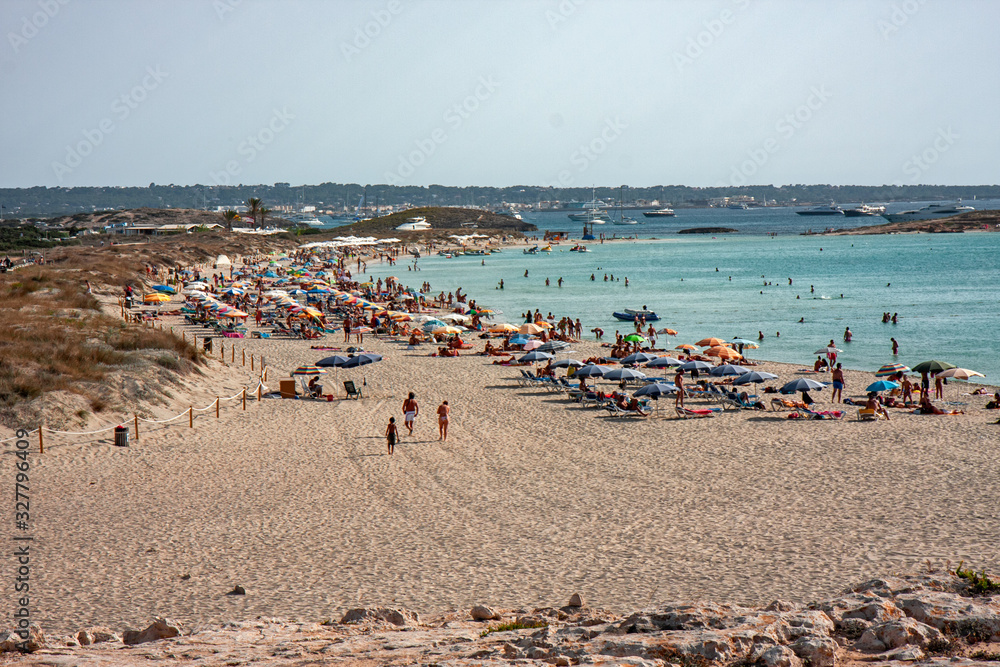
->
38;425;43;454
216;397;220;418
242;349;245;366
250;355;254;371
134;413;139;441
257;383;262;401
242;388;247;410
220;341;224;359
189;406;193;428
231;345;235;362
182;331;185;343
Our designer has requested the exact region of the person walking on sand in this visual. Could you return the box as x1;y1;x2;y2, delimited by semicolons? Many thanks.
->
437;400;450;441
674;370;685;408
386;417;398;455
402;392;418;436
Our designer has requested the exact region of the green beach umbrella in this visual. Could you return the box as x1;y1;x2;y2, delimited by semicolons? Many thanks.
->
910;360;956;374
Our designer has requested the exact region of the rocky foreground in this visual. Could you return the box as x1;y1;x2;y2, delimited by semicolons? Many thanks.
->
3;571;999;666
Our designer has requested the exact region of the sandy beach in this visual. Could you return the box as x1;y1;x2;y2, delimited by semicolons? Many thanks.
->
14;284;999;635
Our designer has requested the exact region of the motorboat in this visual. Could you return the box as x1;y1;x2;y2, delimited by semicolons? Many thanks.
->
796;205;844;216
643;208;675;217
395;216;432;231
569;245;589;252
613;308;661;322
568;209;609;223
523;245;539;254
842;204;886;217
880;201;975;222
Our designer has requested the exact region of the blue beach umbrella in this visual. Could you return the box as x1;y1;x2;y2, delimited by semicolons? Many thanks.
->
634;382;677;397
340;353;383;369
709;364;750;377
519;351;555;363
151;284;177;294
646;357;683;368
316;355;350;367
780;378;826;394
604;368;647;381
679;360;713;372
573;364;612;378
620;352;659;365
733;371;779;385
866;380;900;393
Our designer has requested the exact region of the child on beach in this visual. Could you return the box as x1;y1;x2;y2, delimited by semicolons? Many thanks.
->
386;417;398;455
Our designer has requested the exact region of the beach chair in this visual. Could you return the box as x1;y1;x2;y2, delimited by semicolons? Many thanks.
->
604;403;649;418
343;380;363;400
856;408;886;421
675;406;717;419
770;397;807;412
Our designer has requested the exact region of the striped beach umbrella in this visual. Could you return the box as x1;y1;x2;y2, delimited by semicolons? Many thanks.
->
292;365;327;376
875;362;910;377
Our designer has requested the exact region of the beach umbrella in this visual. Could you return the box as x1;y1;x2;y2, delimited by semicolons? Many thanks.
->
620;352;659;364
910;360;957;374
185;281;210;290
316;355;350;367
552;359;584;368
780;378;826;394
733;371;779;385
151;284;177;294
519;351;555;363
292;365;327;376
604;368;647;381
875;362;910;377
350;326;374;334
679;360;713;372
935;368;985;380
675;344;697;352
340;353;383;369
412;314;442;323
623;334;648;344
537;340;570;353
646;357;683;368
710;364;750;377
523;340;543;351
814;347;843;355
634;382;677;398
489;323;518;333
432;326;464;335
731;338;756;346
421;320;448;331
509;335;530;345
143;293;170;303
658;328;679;336
573;364;612;378
705;346;743;359
520;323;545;335
696;337;728;347
223;287;244;296
866;380;900;393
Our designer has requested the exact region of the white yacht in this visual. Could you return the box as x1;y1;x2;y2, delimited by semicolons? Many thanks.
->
395;216;432;231
643;207;676;218
568;209;608;224
880;201;975;223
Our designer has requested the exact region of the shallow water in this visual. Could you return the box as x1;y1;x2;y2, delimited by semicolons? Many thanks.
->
363;230;1000;384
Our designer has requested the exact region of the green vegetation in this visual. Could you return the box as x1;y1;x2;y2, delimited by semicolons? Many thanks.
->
0;226;71;251
479;620;547;637
955;561;1000;595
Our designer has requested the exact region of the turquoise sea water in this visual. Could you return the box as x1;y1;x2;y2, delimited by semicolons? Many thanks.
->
358;210;1000;384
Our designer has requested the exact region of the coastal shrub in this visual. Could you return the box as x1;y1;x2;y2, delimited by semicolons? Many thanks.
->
970;650;1000;661
479;620;548;637
954;562;1000;595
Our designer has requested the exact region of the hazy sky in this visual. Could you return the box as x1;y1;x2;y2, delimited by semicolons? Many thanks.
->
3;0;998;189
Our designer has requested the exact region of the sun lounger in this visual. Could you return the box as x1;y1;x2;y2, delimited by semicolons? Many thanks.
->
605;403;650;418
771;397;808;411
675;406;717;419
797;408;844;420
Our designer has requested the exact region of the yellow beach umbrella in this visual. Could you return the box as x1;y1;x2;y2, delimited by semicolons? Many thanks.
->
143;293;171;303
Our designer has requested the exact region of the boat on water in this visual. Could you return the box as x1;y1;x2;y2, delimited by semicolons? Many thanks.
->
395;216;432;231
286;213;325;227
524;245;539;254
880;201;975;223
727;203;749;210
643;207;675;218
569;245;589;252
796;204;844;216
612;308;661;322
613;185;639;225
540;245;552;252
842;203;886;217
568;209;609;223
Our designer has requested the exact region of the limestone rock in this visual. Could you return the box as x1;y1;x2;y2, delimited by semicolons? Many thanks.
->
122;618;182;645
76;626;120;645
339;606;419;626
789;636;837;667
834;617;870;640
765;600;798;613
855;617;943;652
840;599;903;623
896;592;1000;640
771;610;836;642
471;605;501;621
758;644;803;667
0;625;45;653
568;593;584;608
881;645;925;661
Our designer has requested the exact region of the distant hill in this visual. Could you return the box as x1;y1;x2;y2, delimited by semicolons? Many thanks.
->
36;207;253;231
336;207;535;236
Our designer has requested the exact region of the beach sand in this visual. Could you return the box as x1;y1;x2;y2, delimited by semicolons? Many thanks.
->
16;312;1000;635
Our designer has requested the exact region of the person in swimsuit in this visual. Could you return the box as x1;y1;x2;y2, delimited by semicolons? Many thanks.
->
402;392;418;436
674;370;685;408
437;400;450;441
386;417;398;455
831;363;845;403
